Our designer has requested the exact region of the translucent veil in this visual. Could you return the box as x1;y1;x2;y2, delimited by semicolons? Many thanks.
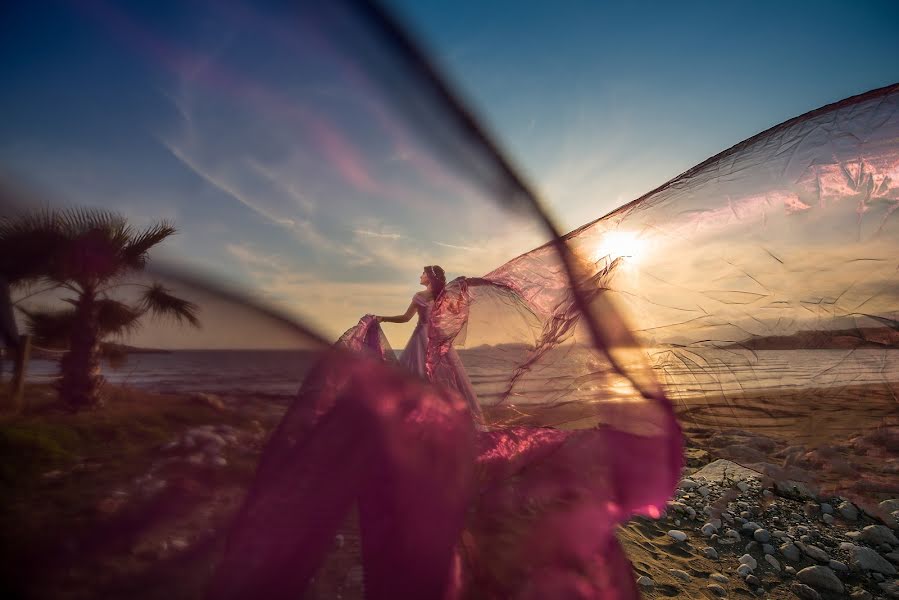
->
1;0;897;599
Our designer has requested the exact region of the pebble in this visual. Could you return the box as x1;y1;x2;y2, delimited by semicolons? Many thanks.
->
742;521;761;532
699;486;710;497
709;573;729;584
668;530;687;542
849;545;897;575
753;529;770;543
737;564;753;577
822;513;835;525
737;481;750;493
706;583;727;597
827;559;848;572
745;574;760;586
801;543;830;563
739;554;758;570
679;478;699;490
636;575;654;587
886;552;899;565
669;569;691;582
849;590;873;600
791;583;822;600
859;524;899;547
781;542;801;562
764;554;781;571
838;501;859;521
702;547;719;559
820;503;834;514
776;480;817;501
763;543;775;555
796;565;844;594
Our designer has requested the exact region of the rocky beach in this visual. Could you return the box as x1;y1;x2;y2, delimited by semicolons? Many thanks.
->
621;454;899;599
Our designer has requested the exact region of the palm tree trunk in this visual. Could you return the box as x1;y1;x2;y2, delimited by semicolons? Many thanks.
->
59;291;104;410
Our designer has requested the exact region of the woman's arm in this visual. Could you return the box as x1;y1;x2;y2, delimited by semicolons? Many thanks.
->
376;299;417;323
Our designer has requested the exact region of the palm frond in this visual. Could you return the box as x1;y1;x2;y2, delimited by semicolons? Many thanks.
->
20;306;76;348
0;207;135;285
140;283;200;327
0;209;68;284
55;206;130;241
96;299;143;337
121;221;177;270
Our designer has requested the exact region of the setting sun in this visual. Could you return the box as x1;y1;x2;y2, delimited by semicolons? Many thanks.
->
592;230;647;265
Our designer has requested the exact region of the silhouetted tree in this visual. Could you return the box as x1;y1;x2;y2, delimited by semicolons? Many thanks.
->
0;208;199;410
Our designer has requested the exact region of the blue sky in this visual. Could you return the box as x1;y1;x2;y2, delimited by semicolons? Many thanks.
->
1;0;897;346
387;0;899;226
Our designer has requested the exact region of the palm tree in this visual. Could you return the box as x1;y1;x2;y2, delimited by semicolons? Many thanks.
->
0;208;199;410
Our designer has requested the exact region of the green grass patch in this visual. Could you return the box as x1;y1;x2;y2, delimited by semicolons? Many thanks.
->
0;382;270;599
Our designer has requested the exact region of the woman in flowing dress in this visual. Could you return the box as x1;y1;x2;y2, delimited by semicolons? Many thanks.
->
375;265;486;430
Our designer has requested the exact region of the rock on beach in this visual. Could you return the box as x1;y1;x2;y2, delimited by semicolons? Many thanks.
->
796;565;844;595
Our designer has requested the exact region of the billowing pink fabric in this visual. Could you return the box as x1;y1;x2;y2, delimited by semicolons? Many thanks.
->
209;290;681;600
208;346;476;600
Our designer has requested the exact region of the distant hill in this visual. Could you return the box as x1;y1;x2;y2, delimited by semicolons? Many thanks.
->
731;326;899;350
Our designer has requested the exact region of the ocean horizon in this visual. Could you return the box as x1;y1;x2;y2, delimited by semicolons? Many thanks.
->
14;348;899;404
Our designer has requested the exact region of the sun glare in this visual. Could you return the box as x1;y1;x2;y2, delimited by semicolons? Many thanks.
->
592;230;647;265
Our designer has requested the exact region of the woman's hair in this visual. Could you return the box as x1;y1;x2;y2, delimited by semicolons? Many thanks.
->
424;265;446;297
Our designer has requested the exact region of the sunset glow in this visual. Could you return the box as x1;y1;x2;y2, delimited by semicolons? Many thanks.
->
591;230;648;265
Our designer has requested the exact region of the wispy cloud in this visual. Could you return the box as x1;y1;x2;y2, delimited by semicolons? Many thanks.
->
245;157;316;216
434;241;478;251
160;136;292;227
224;240;417;339
353;229;404;240
226;242;290;272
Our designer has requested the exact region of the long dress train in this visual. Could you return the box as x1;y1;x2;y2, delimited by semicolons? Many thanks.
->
399;292;486;430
